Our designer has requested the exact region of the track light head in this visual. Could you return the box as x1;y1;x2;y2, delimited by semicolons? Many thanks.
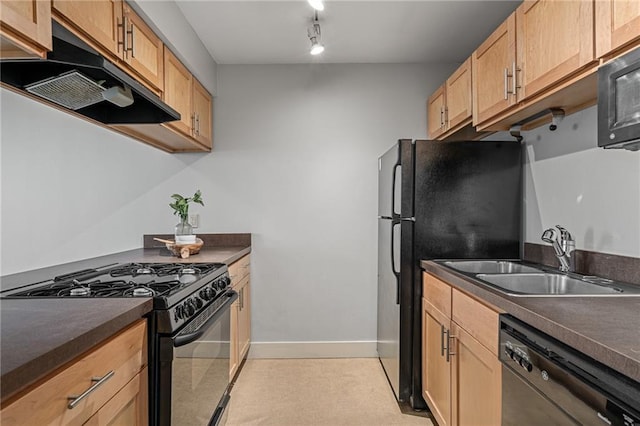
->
307;13;324;56
308;0;324;11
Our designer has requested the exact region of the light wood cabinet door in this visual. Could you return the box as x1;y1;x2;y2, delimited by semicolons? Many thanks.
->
229;298;240;379
596;0;640;58
192;78;213;148
451;323;501;426
163;46;193;137
422;298;452;426
0;0;52;58
238;279;251;360
427;84;446;139
53;0;123;58
122;4;163;92
84;367;148;426
516;0;595;100
472;13;516;125
445;58;472;133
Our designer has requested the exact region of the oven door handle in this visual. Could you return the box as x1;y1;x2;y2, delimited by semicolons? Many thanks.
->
173;290;238;348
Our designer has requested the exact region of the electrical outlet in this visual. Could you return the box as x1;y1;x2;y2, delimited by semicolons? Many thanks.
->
189;214;200;228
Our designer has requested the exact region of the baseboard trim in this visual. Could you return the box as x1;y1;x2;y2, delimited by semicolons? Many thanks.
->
248;341;378;359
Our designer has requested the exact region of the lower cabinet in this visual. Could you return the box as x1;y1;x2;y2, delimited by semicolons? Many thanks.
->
0;319;148;426
229;254;251;380
85;366;148;426
422;272;501;426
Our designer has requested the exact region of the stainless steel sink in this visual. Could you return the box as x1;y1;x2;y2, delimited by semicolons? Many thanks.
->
476;273;640;296
443;260;542;274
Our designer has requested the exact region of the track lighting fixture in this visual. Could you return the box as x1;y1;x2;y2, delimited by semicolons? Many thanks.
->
308;0;324;11
308;11;324;55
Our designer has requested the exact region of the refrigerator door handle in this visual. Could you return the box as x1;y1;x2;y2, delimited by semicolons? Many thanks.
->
391;161;401;220
391;221;401;304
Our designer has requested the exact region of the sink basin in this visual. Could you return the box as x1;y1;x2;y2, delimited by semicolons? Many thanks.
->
443;260;542;274
475;273;639;296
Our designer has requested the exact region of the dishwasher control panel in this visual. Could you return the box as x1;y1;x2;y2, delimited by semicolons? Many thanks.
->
499;315;640;426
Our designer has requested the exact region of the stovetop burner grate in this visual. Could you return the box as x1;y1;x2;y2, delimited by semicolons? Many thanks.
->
2;262;226;304
14;278;183;298
109;262;219;277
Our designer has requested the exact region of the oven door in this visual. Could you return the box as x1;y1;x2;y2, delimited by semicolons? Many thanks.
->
158;290;238;426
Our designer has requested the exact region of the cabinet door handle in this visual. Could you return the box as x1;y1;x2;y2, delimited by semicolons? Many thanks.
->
191;113;196;134
512;62;520;99
444;106;448;129
504;67;509;100
124;18;134;58
130;23;135;58
195;113;200;136
67;371;115;409
440;324;446;357
445;330;456;363
117;18;125;53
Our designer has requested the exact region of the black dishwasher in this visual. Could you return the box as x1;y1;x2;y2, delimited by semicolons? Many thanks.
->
499;315;640;426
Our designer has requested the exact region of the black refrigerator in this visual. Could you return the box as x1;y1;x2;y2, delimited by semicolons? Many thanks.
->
377;139;522;409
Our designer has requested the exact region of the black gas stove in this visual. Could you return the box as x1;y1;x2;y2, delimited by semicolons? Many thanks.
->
2;260;237;425
2;262;231;334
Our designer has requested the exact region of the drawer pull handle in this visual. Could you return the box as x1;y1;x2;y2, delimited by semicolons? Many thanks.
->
67;370;115;409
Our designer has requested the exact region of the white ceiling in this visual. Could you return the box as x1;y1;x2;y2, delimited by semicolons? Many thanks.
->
175;0;521;65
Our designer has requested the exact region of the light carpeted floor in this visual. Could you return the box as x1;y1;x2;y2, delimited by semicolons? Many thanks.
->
225;358;433;426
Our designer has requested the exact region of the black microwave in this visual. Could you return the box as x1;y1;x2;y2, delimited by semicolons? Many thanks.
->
598;46;640;151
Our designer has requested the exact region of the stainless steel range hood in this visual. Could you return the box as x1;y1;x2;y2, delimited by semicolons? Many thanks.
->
0;21;179;124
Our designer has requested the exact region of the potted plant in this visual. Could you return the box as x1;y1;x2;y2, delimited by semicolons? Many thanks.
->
170;190;204;243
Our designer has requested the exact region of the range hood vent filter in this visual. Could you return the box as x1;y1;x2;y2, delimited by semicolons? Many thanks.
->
25;70;106;110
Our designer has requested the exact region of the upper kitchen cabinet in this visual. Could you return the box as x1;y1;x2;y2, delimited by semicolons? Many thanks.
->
596;0;640;59
427;85;447;140
515;0;595;100
473;0;598;132
52;0;123;57
192;79;213;148
427;59;473;140
162;46;213;150
163;46;193;136
0;0;52;59
472;13;517;126
444;58;472;135
121;3;164;93
52;0;164;93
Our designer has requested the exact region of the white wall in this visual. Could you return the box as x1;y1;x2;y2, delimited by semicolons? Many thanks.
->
486;106;640;257
1;64;455;355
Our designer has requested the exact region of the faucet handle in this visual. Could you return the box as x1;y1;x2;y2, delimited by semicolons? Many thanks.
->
555;225;574;242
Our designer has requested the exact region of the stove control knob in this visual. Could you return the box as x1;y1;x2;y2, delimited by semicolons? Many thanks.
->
199;288;212;301
195;297;204;309
519;358;533;372
184;299;196;317
223;276;231;287
175;305;185;320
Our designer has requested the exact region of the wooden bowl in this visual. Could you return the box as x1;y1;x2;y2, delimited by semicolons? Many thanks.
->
165;238;204;259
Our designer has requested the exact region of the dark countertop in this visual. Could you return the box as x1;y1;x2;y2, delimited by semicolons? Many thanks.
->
421;260;640;383
0;244;251;403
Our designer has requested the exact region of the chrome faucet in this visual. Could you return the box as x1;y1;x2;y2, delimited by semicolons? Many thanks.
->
541;225;575;273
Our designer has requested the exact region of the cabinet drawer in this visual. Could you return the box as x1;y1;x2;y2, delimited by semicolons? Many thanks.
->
452;289;498;355
423;272;452;318
1;320;147;426
229;254;250;287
